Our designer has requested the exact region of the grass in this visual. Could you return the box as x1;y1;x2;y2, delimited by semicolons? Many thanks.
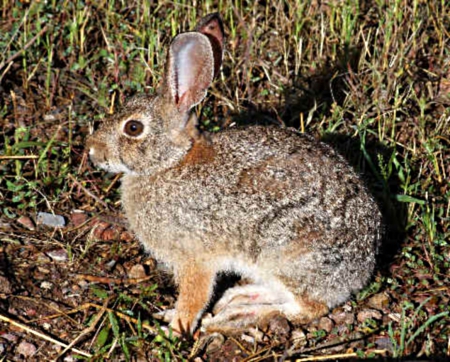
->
0;0;449;360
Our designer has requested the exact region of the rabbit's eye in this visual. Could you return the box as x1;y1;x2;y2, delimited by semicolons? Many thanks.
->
123;120;144;137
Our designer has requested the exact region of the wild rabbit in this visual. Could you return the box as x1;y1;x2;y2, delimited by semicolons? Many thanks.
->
87;13;382;336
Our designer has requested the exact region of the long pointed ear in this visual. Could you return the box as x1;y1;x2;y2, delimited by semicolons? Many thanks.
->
166;32;215;114
195;13;225;78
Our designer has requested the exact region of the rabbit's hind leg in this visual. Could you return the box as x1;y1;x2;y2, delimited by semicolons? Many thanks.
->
201;283;303;334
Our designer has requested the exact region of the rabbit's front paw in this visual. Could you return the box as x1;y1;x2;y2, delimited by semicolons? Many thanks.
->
153;308;176;323
154;309;196;336
169;311;198;336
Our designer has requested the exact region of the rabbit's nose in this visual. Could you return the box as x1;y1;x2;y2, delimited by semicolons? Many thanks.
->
86;137;106;165
88;147;107;166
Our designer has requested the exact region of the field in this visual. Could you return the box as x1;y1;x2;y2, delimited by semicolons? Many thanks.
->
0;0;449;360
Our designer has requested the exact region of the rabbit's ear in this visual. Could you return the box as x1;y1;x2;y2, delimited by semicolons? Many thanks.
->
167;32;215;114
195;13;225;77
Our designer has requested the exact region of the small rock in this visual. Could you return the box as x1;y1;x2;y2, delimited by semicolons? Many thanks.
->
330;311;355;325
128;264;147;279
0;276;12;294
366;292;389;310
40;281;53;290
267;314;290;338
43;113;57;121
46;249;69;262
105;259;117;270
37;266;51;274
375;336;394;352
0;220;12;230
120;231;134;242
17;215;35;230
70;211;88;227
16;340;37;357
92;221;110;239
290;329;307;348
342;303;353;312
101;227;120;241
25;309;37;317
37;212;65;228
76;279;89;289
357;309;382;323
318;316;334;333
1;333;18;342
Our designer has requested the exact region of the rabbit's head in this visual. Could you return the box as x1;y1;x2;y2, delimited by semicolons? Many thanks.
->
87;13;224;176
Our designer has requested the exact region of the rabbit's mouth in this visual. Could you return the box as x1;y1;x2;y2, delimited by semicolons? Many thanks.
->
88;146;135;175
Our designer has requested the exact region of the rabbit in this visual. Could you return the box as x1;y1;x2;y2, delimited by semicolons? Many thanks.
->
86;13;383;336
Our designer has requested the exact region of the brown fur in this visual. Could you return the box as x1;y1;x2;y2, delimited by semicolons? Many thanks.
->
172;262;215;334
87;14;382;336
180;138;215;166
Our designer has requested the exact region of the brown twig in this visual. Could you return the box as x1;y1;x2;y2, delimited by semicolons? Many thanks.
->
0;155;39;159
68;173;109;208
0;313;92;358
75;273;153;285
291;349;387;361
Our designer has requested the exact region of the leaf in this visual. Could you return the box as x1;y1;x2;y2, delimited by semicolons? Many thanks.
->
12;141;45;150
96;327;109;348
120;334;130;361
109;312;120;338
394;194;426;205
90;285;109;299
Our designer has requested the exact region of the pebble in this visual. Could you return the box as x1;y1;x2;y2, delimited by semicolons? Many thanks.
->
120;231;134;242
290;329;307;348
128;264;147;279
17;215;35;230
330;311;355;325
40;281;53;290
16;341;37;357
265;314;290;340
357;309;383;323
0;276;12;294
46;249;69;262
366;292;389;310
375;336;394;351
70;211;88;227
318;316;334;333
37;212;65;227
1;333;18;342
